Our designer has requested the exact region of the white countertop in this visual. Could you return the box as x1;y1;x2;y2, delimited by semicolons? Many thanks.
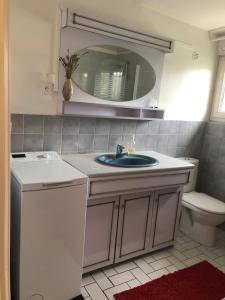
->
63;151;194;178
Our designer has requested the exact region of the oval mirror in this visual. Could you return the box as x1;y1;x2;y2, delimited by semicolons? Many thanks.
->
72;45;156;102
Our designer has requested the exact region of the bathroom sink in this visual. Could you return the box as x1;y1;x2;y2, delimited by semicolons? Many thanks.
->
96;154;159;168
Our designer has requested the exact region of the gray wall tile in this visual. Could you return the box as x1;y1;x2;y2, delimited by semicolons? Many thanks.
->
136;121;149;134
122;135;134;148
147;135;158;150
159;120;171;134
11;115;205;168
94;135;109;152
177;134;190;147
148;120;160;134
199;122;225;215
168;135;177;148
43;134;61;152
176;147;186;157
123;120;137;134
205;122;225;138
135;135;148;150
79;118;96;134
24;115;44;134
11;134;23;152
157;145;168;155
167;147;176;157
179;121;190;135
11;114;23;133
78;135;94;153
110;120;124;134
44;116;62;134
95;119;111;134
62;116;79;135
157;135;168;148
24;134;43;152
61;135;78;153
108;135;123;152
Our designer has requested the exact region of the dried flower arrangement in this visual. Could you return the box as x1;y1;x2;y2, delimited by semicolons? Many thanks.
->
59;49;80;79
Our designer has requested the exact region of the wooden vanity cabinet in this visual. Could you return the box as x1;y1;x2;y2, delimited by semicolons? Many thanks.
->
83;187;183;273
150;188;182;250
83;196;119;273
115;192;154;263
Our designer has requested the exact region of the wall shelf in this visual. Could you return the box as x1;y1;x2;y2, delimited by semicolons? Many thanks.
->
63;101;165;120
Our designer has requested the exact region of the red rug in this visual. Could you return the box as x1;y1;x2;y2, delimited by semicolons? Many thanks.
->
114;261;225;300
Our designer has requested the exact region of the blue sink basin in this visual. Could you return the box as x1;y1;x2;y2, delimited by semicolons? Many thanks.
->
96;154;159;168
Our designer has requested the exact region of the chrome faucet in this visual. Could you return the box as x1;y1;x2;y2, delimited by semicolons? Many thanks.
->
116;144;125;157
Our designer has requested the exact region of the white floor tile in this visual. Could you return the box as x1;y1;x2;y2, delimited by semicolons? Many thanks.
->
81;287;89;298
219;266;225;273
214;255;225;266
143;254;155;263
104;283;130;300
167;255;186;269
134;258;154;274
110;271;135;285
92;271;113;290
167;265;179;273
149;268;169;280
152;250;171;260
197;246;218;260
85;283;108;300
212;247;225;257
151;258;171;270
182;247;202;259
130;268;150;284
82;229;225;298
114;261;136;273
169;248;187;261
82;274;95;286
103;267;117;277
127;279;141;288
183;257;203;267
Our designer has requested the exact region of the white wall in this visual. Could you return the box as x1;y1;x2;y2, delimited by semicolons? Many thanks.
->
10;0;60;115
10;0;217;120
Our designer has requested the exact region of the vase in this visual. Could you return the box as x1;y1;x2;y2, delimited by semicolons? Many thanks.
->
62;78;73;101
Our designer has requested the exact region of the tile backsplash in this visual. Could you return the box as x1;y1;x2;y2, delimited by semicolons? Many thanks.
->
11;114;205;158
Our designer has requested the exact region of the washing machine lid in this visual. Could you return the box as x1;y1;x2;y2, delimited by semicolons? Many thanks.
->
183;192;225;214
11;152;87;191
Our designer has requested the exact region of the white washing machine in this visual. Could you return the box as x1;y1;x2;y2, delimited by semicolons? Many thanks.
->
10;152;88;300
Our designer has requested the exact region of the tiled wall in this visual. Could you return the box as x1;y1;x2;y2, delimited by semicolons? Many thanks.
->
11;114;205;158
198;122;225;200
198;122;225;230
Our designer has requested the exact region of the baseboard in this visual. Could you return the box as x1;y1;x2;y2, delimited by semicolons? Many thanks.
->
71;295;84;300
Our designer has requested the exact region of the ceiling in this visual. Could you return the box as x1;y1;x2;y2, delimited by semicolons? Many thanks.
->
143;0;225;30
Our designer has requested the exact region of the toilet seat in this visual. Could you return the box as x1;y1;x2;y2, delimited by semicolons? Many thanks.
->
183;192;225;215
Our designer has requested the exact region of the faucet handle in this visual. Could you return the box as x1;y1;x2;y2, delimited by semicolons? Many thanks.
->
116;144;125;156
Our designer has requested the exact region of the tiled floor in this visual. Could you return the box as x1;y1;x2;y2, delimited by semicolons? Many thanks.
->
82;229;225;300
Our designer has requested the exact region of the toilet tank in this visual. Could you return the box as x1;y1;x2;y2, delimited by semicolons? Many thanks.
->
178;157;199;193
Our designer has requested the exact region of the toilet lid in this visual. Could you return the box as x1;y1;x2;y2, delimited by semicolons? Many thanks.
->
183;192;225;214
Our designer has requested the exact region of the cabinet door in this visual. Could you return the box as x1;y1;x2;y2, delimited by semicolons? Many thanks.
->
115;192;153;263
151;188;182;249
83;196;119;273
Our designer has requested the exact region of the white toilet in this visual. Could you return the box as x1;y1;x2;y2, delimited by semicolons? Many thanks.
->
178;157;225;246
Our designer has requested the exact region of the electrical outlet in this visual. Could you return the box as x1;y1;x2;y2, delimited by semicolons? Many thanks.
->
42;83;54;96
192;51;199;60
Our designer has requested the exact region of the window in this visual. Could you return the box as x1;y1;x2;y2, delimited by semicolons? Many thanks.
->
211;57;225;121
